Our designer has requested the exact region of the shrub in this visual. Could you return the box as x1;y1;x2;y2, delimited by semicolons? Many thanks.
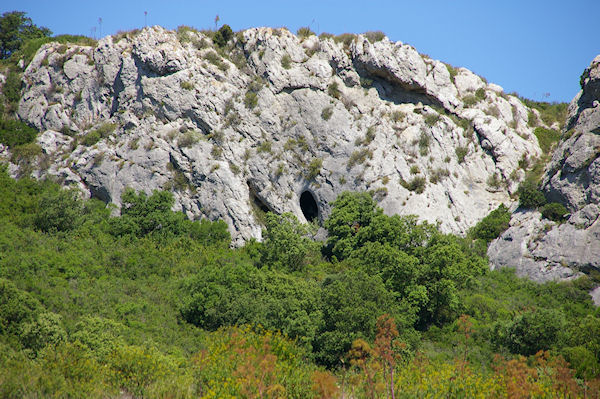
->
390;110;405;123
179;81;194;90
517;180;546;209
534;127;561;154
469;204;511;243
34;186;83;233
520;98;569;129
10;142;42;163
178;131;199;148
446;64;458;83
493;308;565;356
462;95;479;107
333;33;356;48
212;24;233;47
0;118;37;147
321;106;333;121
418;133;430;155
348;148;373;168
204;51;229;71
429;168;449;184
281;54;291;69
364;31;385;43
487;173;502;189
306;158;322;179
455;146;468;163
327;82;341;99
527;109;539;127
257;141;271;153
540;202;568;222
360;77;373;88
244;91;258;109
424;113;441;126
296;26;315;38
400;176;426;193
2;71;22;107
82;123;116;146
475;88;487;101
176;25;198;44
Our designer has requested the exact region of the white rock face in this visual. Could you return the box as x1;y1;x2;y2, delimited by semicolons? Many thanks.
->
489;55;600;281
10;26;542;245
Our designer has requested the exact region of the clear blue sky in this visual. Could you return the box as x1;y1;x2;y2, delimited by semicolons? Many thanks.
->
2;0;598;103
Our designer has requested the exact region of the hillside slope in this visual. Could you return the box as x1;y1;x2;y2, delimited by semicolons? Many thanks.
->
5;26;544;244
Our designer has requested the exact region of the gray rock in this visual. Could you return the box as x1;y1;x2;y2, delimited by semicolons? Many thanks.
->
489;55;600;283
10;26;543;245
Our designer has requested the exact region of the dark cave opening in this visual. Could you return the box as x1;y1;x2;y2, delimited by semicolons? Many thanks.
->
300;191;319;222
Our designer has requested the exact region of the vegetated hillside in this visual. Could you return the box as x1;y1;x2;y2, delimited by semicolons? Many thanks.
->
1;23;560;245
489;55;600;284
1;167;600;398
2;15;600;397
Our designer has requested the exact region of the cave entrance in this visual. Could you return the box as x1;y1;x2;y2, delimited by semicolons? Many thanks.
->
300;191;318;222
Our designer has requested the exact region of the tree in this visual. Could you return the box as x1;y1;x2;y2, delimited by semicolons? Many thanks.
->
260;212;320;271
324;191;379;260
315;270;398;366
33;185;83;233
0;11;51;59
213;24;233;48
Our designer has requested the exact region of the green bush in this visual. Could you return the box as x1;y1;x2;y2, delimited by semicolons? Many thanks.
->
281;54;291;69
296;26;315;38
455;146;468;163
493;308;565;356
517;180;546;209
475;88;487;101
33;186;83;233
321;106;333;121
445;64;458;83
0;278;43;337
306;158;322;180
534;127;561;154
2;70;23;107
469;204;511;243
333;33;356;48
424;113;441;126
212;24;233;47
244;91;258;109
327;82;340;99
347;148;373;168
400;176;426;193
179;262;322;351
260;212;320;271
540;202;568;222
15;34;96;66
179;81;194;90
315;270;398;366
520;98;569;129
81;123;116;146
462;95;479;107
177;131;199;148
0;117;37;147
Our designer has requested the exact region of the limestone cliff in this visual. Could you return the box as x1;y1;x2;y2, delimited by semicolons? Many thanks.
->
6;26;543;245
488;56;600;282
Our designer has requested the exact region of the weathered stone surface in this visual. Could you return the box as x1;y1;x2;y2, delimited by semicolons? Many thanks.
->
489;55;600;283
8;26;543;245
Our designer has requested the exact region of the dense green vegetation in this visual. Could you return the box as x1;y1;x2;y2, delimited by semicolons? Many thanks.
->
1;165;599;397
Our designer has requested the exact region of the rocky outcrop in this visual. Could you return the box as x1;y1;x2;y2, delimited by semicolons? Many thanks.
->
7;26;542;245
489;56;600;281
